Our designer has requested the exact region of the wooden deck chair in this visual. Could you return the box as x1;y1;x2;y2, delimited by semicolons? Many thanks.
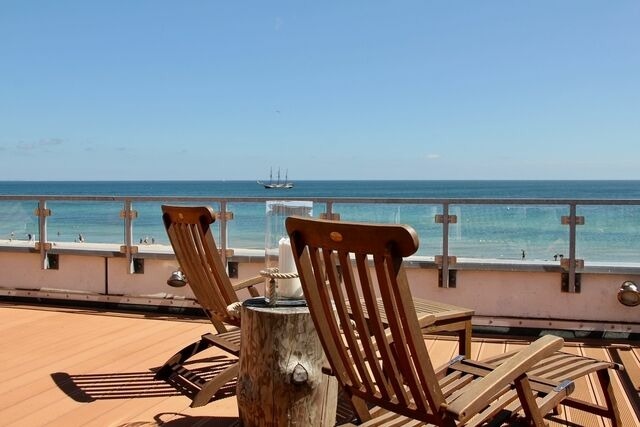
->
335;231;473;358
348;295;473;358
155;205;262;408
286;217;623;426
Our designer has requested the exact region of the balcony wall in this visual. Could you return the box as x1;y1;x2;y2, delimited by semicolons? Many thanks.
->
1;248;638;334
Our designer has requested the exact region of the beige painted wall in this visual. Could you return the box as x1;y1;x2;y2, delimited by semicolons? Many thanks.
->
1;251;637;326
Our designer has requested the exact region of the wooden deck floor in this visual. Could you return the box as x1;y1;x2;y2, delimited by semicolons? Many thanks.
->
0;302;638;426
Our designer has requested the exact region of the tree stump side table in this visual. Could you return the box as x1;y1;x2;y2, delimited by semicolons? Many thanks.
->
236;299;338;427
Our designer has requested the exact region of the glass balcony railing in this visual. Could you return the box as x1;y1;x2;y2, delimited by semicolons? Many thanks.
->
1;195;639;291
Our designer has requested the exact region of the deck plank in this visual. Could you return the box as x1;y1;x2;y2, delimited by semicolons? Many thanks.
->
0;303;638;426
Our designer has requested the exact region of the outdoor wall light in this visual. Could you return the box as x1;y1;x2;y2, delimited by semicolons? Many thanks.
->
617;281;640;307
167;270;187;288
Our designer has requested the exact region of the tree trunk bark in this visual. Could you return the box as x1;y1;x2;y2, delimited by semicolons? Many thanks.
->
236;303;338;427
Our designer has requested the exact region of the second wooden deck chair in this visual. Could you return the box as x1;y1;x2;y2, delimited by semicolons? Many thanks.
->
286;217;622;426
155;205;262;408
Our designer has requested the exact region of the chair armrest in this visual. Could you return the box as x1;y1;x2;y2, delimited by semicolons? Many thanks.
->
445;334;564;423
416;312;436;328
232;275;263;297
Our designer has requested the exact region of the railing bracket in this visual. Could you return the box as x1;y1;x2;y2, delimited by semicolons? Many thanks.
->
120;245;139;254
119;209;138;219
435;255;457;266
228;261;238;278
133;258;144;274
46;253;59;270
561;272;581;293
215;211;234;220
561;215;585;225
34;242;52;251
435;214;457;224
560;258;584;269
320;212;341;220
439;269;457;288
33;207;52;217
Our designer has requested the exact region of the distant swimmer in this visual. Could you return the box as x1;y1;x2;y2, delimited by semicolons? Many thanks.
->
78;233;85;243
521;249;526;260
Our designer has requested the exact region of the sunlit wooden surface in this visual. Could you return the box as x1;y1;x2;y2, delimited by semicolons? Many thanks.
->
0;302;638;426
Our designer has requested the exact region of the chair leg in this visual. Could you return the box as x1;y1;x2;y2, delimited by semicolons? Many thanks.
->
349;395;373;423
191;363;239;407
514;374;546;427
459;320;472;358
597;369;622;427
155;336;215;380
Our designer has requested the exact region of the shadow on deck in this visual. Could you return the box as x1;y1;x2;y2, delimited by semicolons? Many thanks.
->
0;302;638;426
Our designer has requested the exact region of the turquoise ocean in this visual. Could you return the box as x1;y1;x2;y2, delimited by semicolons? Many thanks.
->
1;180;639;263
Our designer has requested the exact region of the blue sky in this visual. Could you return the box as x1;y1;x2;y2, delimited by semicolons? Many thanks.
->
1;1;639;181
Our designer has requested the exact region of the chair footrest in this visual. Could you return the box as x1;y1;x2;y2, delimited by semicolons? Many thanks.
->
201;328;241;355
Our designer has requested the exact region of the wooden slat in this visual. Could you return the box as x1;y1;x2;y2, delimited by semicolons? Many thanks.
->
583;345;639;427
1;303;639;426
0;304;238;427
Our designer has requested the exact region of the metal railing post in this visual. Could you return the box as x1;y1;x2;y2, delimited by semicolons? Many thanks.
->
219;201;229;267
435;202;458;288
561;203;585;293
568;204;577;292
320;201;339;220
119;199;138;274
325;201;333;219
441;203;451;288
34;199;51;269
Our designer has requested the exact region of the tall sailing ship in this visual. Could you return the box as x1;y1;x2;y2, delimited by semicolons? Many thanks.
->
257;168;294;189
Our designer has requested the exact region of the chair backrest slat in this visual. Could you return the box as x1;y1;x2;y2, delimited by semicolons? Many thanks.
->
355;252;402;403
171;223;218;309
372;252;417;407
162;205;240;330
336;251;378;394
287;217;447;422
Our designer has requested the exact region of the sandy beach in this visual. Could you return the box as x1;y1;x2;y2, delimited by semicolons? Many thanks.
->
0;239;172;254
